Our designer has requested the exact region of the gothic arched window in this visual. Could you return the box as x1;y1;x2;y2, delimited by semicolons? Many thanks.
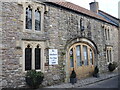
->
35;9;41;31
35;45;41;69
25;44;32;70
26;6;32;29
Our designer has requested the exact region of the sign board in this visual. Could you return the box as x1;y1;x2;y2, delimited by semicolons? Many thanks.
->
49;49;58;65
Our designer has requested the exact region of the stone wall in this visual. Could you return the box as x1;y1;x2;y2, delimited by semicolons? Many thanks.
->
45;3;118;74
118;2;120;74
1;1;119;88
0;1;2;90
2;2;25;88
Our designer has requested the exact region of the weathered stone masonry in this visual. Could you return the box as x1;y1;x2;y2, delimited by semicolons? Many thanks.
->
1;1;119;88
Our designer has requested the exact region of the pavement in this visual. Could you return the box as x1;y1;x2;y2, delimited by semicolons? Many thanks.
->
45;70;119;88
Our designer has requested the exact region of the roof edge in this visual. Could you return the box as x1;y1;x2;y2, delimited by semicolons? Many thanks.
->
44;2;119;27
99;10;119;20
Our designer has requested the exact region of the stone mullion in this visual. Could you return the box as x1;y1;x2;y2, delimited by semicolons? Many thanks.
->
23;4;26;31
32;8;35;31
32;46;35;70
23;45;25;72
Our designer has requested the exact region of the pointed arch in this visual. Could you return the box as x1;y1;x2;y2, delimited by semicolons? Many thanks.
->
26;5;32;29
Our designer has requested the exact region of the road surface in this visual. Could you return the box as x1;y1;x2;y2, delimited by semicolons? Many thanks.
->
78;76;119;88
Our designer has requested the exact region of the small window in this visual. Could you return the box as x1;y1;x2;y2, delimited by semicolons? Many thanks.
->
80;18;85;31
106;47;112;63
25;45;32;71
35;45;41;69
35;9;41;31
104;28;110;40
70;48;74;67
90;49;93;65
83;45;88;66
108;29;110;40
109;50;112;62
26;6;32;29
76;45;82;66
107;50;109;62
105;29;107;40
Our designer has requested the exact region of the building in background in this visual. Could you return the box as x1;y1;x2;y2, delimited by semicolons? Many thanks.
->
0;0;119;88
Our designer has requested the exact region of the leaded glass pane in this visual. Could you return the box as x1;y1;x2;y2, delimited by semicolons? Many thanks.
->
83;46;88;66
90;49;93;65
25;47;32;70
70;48;74;67
35;10;41;31
76;45;82;66
35;47;41;69
26;6;32;29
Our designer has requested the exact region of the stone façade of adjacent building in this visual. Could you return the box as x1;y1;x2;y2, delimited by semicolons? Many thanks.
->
0;0;119;88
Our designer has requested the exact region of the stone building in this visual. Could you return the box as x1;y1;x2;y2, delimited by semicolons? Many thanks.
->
0;0;119;88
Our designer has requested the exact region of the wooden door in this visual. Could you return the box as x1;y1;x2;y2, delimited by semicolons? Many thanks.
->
68;43;94;79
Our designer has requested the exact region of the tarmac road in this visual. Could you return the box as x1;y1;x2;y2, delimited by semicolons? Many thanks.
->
78;75;119;88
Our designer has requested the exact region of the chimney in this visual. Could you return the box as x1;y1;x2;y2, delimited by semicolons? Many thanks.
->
89;0;99;13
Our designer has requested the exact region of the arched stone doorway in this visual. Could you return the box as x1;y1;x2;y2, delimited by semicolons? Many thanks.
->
65;37;98;81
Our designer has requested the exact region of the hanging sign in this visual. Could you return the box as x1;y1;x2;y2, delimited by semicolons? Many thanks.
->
49;49;58;65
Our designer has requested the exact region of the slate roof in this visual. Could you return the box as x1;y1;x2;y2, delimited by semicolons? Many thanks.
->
99;10;118;20
98;10;119;26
